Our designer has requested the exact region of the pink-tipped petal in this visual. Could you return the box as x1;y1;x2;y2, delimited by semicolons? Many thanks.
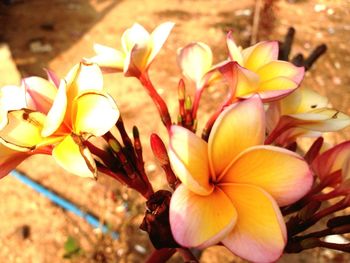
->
220;183;286;263
257;77;299;102
169;125;213;195
23;77;57;114
218;61;238;97
170;184;237;248
177;42;213;88
242;41;279;71
226;32;243;65
44;68;60;88
208;96;265;178
220;145;313;206
312;141;350;182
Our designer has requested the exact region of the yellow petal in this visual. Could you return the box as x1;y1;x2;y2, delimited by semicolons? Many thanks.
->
293;88;329;114
89;43;125;72
256;60;304;83
226;31;243;65
279;87;329;116
257;77;299;101
290;108;350;132
148;22;175;68
72;91;119;136
168;125;213;195
235;66;259;98
242;41;279;71
52;134;96;178
177;42;213;88
208;96;265;178
220;145;313;206
0;109;46;151
41;80;68;137
23;76;57;114
170;184;237;248
65;62;104;100
220;184;286;263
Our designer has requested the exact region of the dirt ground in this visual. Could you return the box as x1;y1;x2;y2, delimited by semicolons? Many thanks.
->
0;0;350;262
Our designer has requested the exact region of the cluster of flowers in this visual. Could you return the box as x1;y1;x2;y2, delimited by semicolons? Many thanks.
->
1;22;350;262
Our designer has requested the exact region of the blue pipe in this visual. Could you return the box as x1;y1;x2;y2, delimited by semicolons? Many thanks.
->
11;170;119;240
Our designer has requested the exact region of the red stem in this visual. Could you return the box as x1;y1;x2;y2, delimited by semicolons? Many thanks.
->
191;86;205;120
139;73;171;130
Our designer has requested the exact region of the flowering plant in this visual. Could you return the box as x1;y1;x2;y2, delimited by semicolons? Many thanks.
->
1;22;350;262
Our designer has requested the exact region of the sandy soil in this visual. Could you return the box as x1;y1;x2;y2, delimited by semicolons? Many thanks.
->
1;0;350;262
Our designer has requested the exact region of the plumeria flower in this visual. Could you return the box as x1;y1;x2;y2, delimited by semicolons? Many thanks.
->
266;87;350;145
225;32;304;102
312;141;350;186
88;22;174;77
0;109;55;178
177;42;221;90
168;96;312;262
41;62;120;178
0;75;61;177
0;63;119;179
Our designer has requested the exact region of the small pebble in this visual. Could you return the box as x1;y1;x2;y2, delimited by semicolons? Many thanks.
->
314;4;326;12
327;8;335;15
134;244;147;254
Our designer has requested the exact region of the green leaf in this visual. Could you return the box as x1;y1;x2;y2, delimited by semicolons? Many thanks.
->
63;236;81;259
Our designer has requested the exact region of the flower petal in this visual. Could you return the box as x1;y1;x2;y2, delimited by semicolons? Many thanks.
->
257;77;299;102
148;22;175;67
170;184;237;248
122;23;151;76
0;85;27;129
41;80;68;137
220;145;313;206
290;108;350;132
0;143;30;179
122;23;150;53
52;134;96;178
220;183;286;263
0;109;46;151
235;65;260;98
169;125;213;195
88;43;125;72
72;91;119;136
312;141;350;182
256;60;304;84
24;76;57;114
177;42;213;88
226;31;243;65
208;95;265;178
44;68;60;88
65;62;104;100
242;41;279;71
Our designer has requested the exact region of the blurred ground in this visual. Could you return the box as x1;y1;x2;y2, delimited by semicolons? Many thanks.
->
0;0;350;262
